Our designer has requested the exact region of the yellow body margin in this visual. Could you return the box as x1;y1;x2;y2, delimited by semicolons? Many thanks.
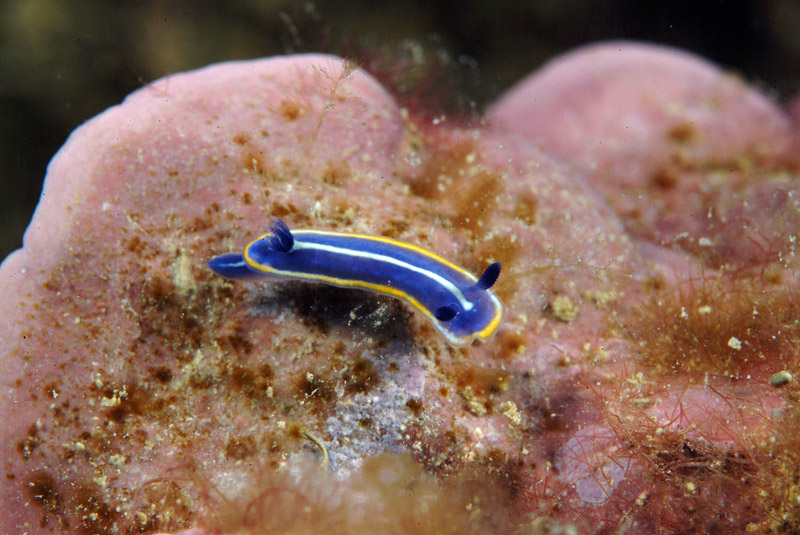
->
476;298;503;341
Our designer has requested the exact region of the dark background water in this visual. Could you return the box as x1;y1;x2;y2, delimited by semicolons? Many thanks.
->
2;0;799;259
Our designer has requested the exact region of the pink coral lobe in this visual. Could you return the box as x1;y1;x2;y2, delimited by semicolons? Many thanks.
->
2;43;799;534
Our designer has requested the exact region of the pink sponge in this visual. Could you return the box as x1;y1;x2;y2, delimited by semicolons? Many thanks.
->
2;44;799;534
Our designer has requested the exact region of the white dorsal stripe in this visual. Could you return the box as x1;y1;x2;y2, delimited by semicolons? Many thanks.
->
292;240;475;311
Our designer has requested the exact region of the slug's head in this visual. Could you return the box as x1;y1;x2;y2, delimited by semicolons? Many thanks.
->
433;262;503;346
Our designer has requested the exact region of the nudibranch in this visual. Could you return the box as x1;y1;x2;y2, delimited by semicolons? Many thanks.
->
208;218;503;346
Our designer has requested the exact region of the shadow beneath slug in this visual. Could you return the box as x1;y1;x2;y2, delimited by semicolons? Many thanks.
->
248;281;416;346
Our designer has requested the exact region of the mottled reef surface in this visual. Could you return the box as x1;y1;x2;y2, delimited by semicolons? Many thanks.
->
3;43;800;534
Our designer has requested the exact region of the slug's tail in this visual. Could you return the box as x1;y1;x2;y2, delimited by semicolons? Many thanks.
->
207;253;266;280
